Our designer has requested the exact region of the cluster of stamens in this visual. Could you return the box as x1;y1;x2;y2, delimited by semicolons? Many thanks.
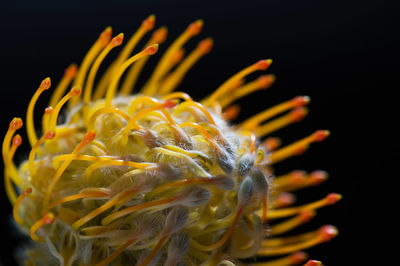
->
2;14;340;266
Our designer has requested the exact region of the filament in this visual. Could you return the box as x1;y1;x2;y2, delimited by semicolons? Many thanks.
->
49;64;77;108
69;27;111;107
105;44;159;107
142;20;203;95
120;26;168;95
240;96;310;130
84;33;124;106
203;59;272;106
26;78;51;147
30;212;55;242
269;130;330;164
159;38;213;94
13;187;32;225
43;131;96;212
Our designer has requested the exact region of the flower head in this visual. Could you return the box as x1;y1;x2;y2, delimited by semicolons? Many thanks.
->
2;15;340;265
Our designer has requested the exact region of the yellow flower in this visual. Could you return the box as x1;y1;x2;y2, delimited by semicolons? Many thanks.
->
2;15;340;266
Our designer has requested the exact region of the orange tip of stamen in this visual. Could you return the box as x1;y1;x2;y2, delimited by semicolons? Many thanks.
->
44;106;53;114
82;131;96;145
69;86;82;96
142;14;156;30
293;96;311;107
12;134;22;146
42;213;55;224
309;170;328;185
23;187;33;196
111;33;124;47
299;210;315;222
257;74;275;88
290;107;308;122
319;225;338;242
326;193;342;205
290;170;307;184
313;130;330;142
152;27;168;43
145;44;159;55
40;77;51;90
65;64;78;78
99;27;112;44
223;104;241;121
291;252;308;264
9;118;23;130
263;137;281;150
256;59;273;70
198;38;213;54
164;99;179;109
304;260;322;266
277;192;296;207
188;20;203;35
44;130;56;140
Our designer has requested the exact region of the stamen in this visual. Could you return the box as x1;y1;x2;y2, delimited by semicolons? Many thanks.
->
269;130;330;164
142;20;203;95
13;187;32;225
41;106;53;134
149;175;233;197
220;74;275;108
159;38;214;94
115;15;156;67
4;134;23;203
26;77;51;147
162;92;193;101
45;188;111;213
30;212;55;242
69;27;111;107
43;131;96;212
88;107;131;130
179;122;214;142
263;137;281;151
49;64;77;108
83;33;124;106
48;87;82;134
174;100;216;125
127;95;160;114
255;107;308;137
257;225;337;256
122;99;177;137
101;194;181;226
203;59;272;106
269;210;316;236
304;260;322;266
264;193;342;219
95;238;139;266
105;44;159;107
223;104;241;121
28;130;56;176
119;26;168;96
251;252;308;266
240;96;310;130
84;159;155;182
71;189;138;230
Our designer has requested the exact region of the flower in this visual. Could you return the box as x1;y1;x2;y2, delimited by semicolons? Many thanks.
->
2;15;340;265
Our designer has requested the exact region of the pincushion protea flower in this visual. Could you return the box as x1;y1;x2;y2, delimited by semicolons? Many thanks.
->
2;15;341;266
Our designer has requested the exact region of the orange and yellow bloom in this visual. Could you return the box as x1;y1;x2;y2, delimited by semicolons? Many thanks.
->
3;15;340;265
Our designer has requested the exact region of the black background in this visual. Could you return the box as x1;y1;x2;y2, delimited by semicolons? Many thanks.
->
0;0;388;265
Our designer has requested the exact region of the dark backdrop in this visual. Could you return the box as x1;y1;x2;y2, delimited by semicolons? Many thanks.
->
0;0;386;265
